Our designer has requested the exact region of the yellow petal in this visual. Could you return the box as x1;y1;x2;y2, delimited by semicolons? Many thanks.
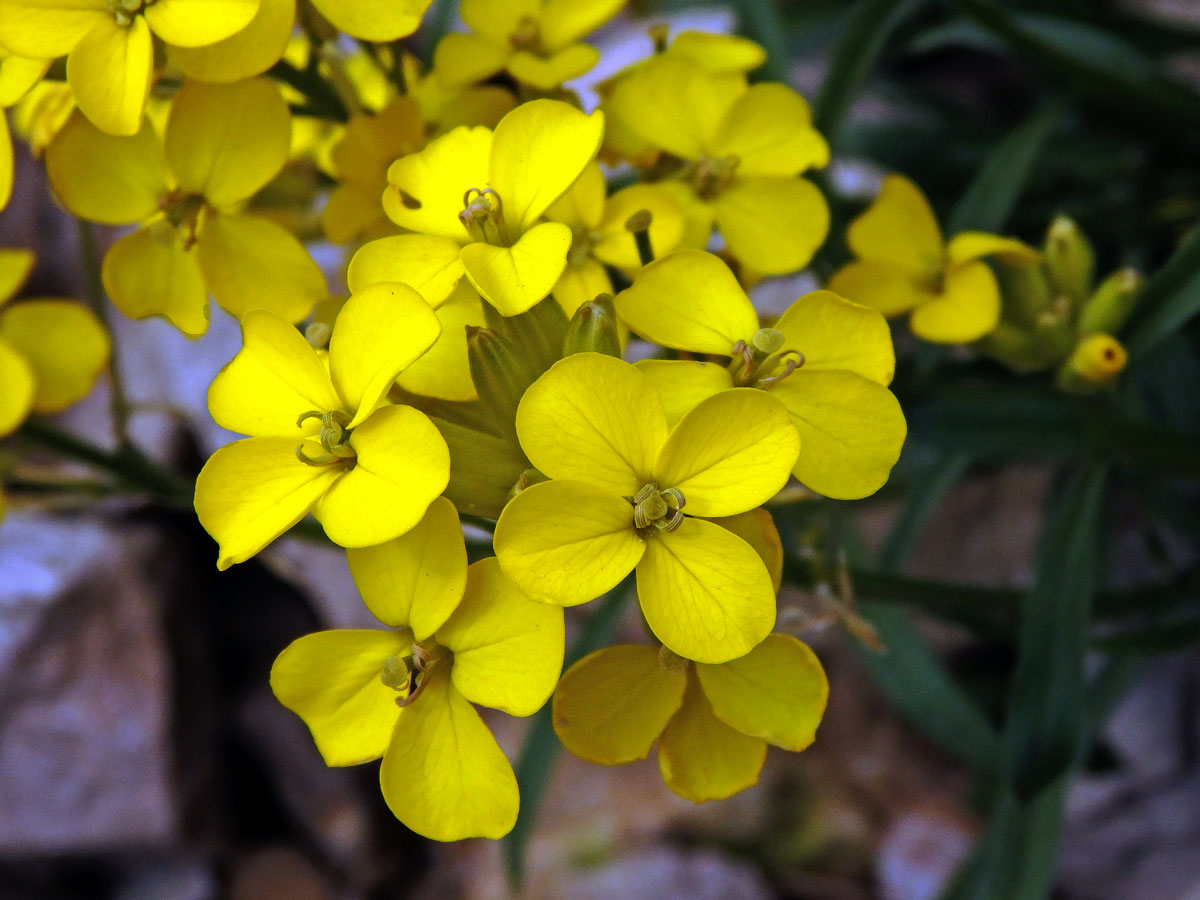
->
656;179;717;251
0;1;106;58
634;359;731;429
166;78;290;206
552;257;611;318
696;633;827;751
396;280;484;401
321;183;389;246
346;234;466;307
515;352;667;495
327;282;440;426
0;334;34;436
947;231;1040;265
668;31;766;74
654;388;798;517
101;228;210;336
67;15;152;136
206;307;340;436
710;82;828;175
270;628;409;766
707;509;783;593
169;0;293;82
768;369;906;500
438;557;565;716
383;124;492;239
460;221;571;316
143;0;258;47
607;55;743;161
846;174;943;275
45;111;167;224
638;518;775;664
0;112;10;211
345;496;466;639
539;0;624;48
826;259;933;317
713;175;828;275
544;161;605;229
430;32;510;88
593;182;686;270
507;44;598;90
909;260;1001;344
195;211;324;323
460;0;537;39
615;249;756;354
658;671;765;802
494;479;645;606
194;436;342;570
0;247;34;303
379;668;518;841
553;644;686;765
488;100;603;234
773;289;895;385
315;404;450;548
0;299;108;412
309;0;430;41
0;53;52;106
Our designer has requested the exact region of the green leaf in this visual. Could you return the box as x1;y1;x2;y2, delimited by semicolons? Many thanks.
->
1122;219;1200;359
947;99;1066;234
878;451;973;571
856;600;1003;775
732;0;788;82
949;0;1200;131
1004;464;1108;800
813;0;926;141
503;585;631;888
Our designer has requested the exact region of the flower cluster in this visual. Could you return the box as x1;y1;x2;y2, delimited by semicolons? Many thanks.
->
7;0;1128;847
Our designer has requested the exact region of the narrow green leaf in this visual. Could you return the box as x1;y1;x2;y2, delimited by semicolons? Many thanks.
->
879;451;973;571
732;0;788;82
1122;219;1200;358
947;99;1066;234
1004;464;1108;800
814;0;925;141
950;0;1200;131
856;601;1003;775
503;585;631;887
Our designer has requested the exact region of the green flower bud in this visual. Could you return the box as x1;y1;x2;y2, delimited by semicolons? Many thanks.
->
1077;268;1142;336
1044;215;1095;304
996;259;1053;328
466;326;538;425
562;293;621;358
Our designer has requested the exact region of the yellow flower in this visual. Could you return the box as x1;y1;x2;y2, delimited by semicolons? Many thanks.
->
45;78;325;336
554;634;827;802
543;162;685;316
0;49;51;210
494;352;799;664
271;499;564;840
596;29;767;167
169;0;294;83
380;99;604;316
604;55;829;275
829;174;1039;344
0;0;259;135
434;0;624;91
194;283;450;569
0;248;111;438
616;250;906;500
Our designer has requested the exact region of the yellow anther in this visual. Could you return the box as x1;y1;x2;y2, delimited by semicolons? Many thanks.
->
631;483;687;533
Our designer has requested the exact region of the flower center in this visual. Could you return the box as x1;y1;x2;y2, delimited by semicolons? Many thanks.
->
567;225;600;266
688;154;741;201
380;638;450;708
729;328;806;388
106;0;154;26
509;16;544;54
630;482;686;534
294;409;357;467
459;187;507;244
155;191;208;250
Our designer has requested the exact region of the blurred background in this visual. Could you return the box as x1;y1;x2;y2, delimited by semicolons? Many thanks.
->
3;0;1200;898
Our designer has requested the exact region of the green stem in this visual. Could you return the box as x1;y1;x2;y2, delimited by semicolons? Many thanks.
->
76;219;131;446
268;59;349;122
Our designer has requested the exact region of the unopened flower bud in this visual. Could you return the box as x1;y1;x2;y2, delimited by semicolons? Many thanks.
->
1058;333;1127;392
1077;268;1142;336
1044;215;1095;304
563;294;621;358
996;259;1053;328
